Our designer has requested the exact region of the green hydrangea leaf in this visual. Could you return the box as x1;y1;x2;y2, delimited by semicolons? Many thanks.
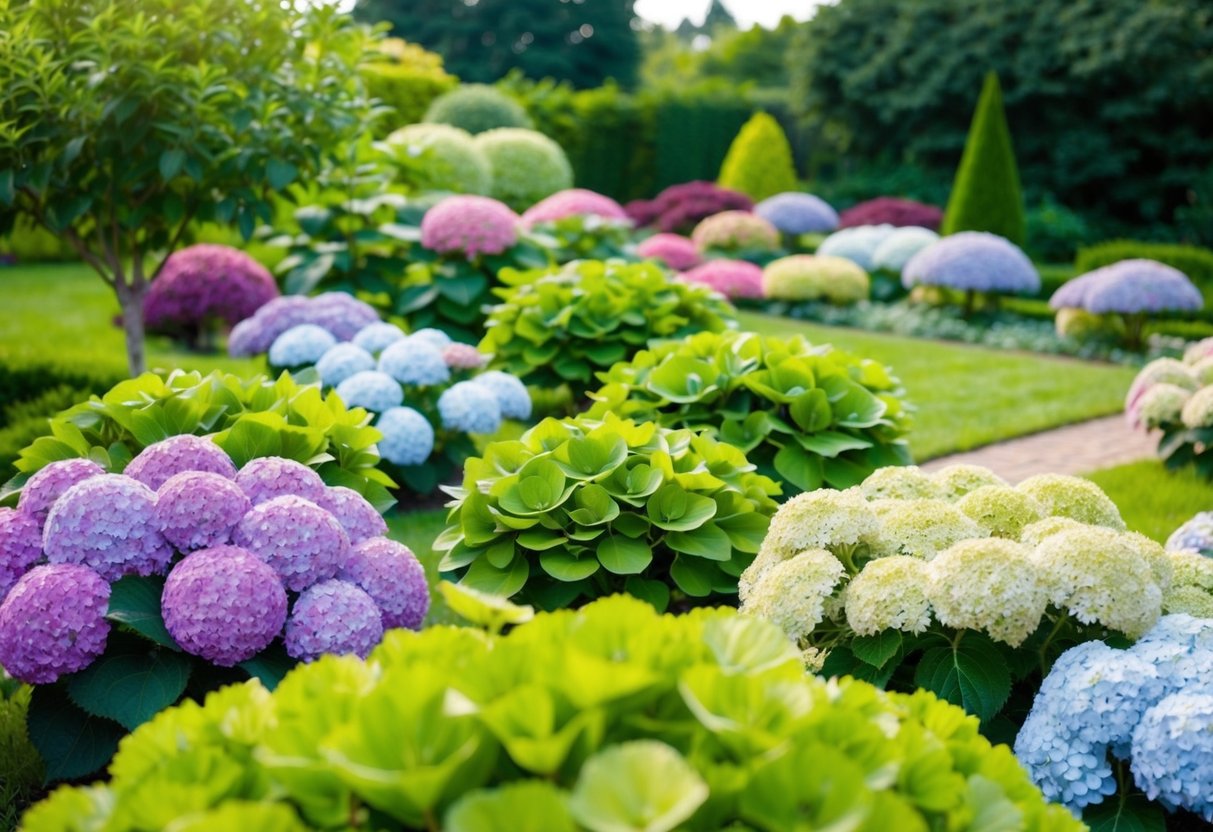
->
540;549;602;581
461;556;530;597
107;575;178;649
446;782;576;832
67;642;192;730
568;741;708;832
27;685;124;781
913;634;1011;723
666;522;733;561
851;631;903;670
1083;795;1166;832
598;537;654;575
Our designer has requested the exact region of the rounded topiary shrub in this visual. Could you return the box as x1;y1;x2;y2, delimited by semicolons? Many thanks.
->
589;330;911;496
422;83;532;135
690;210;780;254
20;594;1083;832
474;127;573;211
816;224;896;271
384;123;492;195
761;254;870;304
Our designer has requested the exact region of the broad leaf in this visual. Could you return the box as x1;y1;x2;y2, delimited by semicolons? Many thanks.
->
913;633;1011;722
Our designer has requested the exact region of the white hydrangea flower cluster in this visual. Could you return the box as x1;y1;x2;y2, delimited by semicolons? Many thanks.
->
739;549;845;642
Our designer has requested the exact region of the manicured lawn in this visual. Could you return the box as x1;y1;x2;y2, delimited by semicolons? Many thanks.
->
739;310;1138;460
1085;459;1213;543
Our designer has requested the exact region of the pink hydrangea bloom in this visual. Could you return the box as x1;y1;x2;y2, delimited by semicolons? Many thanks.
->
144;244;279;334
0;508;42;600
442;342;489;370
285;579;384;661
18;459;105;528
520;188;629;227
339;538;429;630
0;564;111;684
317;486;387;545
420;195;519;259
125;435;238;491
680;259;764;300
233;495;349;592
156;471;251;552
636;234;702;271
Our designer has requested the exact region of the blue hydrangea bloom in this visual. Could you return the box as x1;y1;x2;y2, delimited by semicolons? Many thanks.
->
871;227;939;274
315;343;376;387
472;371;532;420
268;324;338;368
377;338;451;387
816;225;896;271
438;381;502;435
375;407;435;466
1051;259;1202;315
903;231;1040;294
754;192;839;234
409;328;453;349
1131;689;1213;821
335;370;405;413
352;322;406;355
1167;512;1213;554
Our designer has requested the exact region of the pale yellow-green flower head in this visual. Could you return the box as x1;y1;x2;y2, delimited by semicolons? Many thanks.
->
844;555;932;636
1136;383;1192;429
869;499;981;560
859;466;945;501
1018;516;1089;548
739;548;845;642
1189;355;1213;386
956;485;1045;539
1163;550;1213;617
758;488;879;564
1181;386;1213;429
1016;474;1126;530
927;538;1048;647
929;464;1008;500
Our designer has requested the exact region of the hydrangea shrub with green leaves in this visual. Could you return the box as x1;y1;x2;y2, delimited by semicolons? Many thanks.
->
588;331;912;496
21;593;1083;832
740;463;1188;731
480;260;738;401
435;413;779;610
1125;346;1213;478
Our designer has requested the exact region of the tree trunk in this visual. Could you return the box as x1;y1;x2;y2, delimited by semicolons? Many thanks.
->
116;280;147;377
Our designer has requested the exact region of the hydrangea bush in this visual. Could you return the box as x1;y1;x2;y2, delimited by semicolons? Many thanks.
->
0;446;427;781
678;258;764;300
903;231;1041;314
436;413;780;610
1125;350;1213;477
384;123;493;195
762;254;871;304
754;192;839;236
480;259;737;402
690;209;780;254
588;331;912;496
839;197;944;230
1015;616;1213;829
815;224;896;271
635;232;702;271
872;226;940;274
21;595;1081;832
624;180;753;234
739;463;1184;729
228;293;379;358
474;127;573;211
419;194;519;258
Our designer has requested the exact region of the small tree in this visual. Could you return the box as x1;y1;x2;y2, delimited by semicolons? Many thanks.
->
942;72;1026;245
0;0;378;375
717;111;799;202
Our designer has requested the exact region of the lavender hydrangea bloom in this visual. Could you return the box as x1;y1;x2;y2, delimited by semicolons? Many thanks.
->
754;192;839;234
43;475;171;581
472;371;532;420
903;231;1040;294
17;459;104;527
375;407;435;466
352;322;406;355
317;487;387;545
284;579;384;661
0;564;110;684
377;338;451;386
335;370;405;413
304;293;381;341
161;546;288;666
269;324;338;368
1049;259;1203;314
227;294;378;358
315;343;376;387
816;225;896;271
233;495;349;592
340;538;429;630
0;508;42;599
124;435;237;491
235;457;326;506
1167;512;1213;554
1131;690;1213;820
438;381;502;434
871;227;940;274
156;471;251;552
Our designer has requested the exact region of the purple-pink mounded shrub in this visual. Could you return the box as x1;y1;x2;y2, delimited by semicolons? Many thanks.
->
625;181;754;234
0;564;110;684
143;244;279;349
679;259;765;300
228;293;379;357
636;233;702;271
520;188;629;228
839;197;944;231
420;194;520;259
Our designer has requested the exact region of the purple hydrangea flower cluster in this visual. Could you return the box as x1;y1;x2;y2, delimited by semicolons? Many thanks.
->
161;546;287;666
1050;259;1203;314
233;495;349;592
838;197;943;231
754;192;839;234
375;407;436;466
520;188;629;228
625;181;754;234
378;338;451;386
268;324;338;368
228;293;379;357
156;471;251;552
284;579;384;662
318;486;388;545
235;457;326;506
125;435;238;491
17;459;105;526
902;231;1041;295
420;195;520;259
340;538;429;630
0;508;42;599
0;564;111;684
335;370;406;413
144;244;279;334
315;342;376;387
635;233;702;271
679;259;764;300
437;381;503;434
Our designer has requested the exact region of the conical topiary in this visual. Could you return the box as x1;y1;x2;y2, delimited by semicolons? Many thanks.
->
717;111;799;203
942;72;1026;246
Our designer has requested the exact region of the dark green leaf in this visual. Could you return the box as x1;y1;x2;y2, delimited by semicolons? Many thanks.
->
1083;795;1166;832
67;646;191;730
851;631;902;669
239;643;296;691
107;576;178;649
159;148;186;181
266;158;298;190
597;537;653;575
27;685;124;782
914;634;1011;722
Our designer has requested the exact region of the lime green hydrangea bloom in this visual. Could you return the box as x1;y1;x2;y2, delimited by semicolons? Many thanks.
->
870;499;981;560
1181;385;1213;429
1016;473;1125;530
956;485;1045;539
1163;550;1213;617
756;489;879;566
739;549;845;642
1018;516;1090;548
859;466;944;501
929;463;1008;500
844;555;932;635
1189;355;1213;385
927;539;1048;647
760;254;870;305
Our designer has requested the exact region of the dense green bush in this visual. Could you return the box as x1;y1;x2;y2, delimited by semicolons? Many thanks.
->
1024;198;1092;263
942;73;1026;245
424;84;533;135
589;331;912;496
20;594;1081;832
480;260;737;400
474;128;573;211
1075;240;1213;305
362;37;457;133
384;123;493;195
717;111;799;202
437;414;779;609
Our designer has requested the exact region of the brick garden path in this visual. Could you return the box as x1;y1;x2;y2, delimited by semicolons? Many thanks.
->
919;414;1156;484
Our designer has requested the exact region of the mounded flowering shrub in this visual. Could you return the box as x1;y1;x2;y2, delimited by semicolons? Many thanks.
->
589;330;911;496
384;122;492;195
143;244;279;350
1015;616;1213;829
815;224;896;271
624;180;753;234
515;189;635;263
839;197;944;230
436;413;780;610
754;192;839;235
678;259;764;300
480;259;737;400
0;446;427;781
474;127;573;211
423;83;533;134
228;292;379;358
903;231;1041;313
1124;352;1213;476
21;595;1081;832
1050;259;1203;349
690;209;780;254
519;188;628;228
419;194;519;258
739;463;1183;728
635;232;701;271
1167;511;1213;557
871;226;940;274
762;254;870;304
